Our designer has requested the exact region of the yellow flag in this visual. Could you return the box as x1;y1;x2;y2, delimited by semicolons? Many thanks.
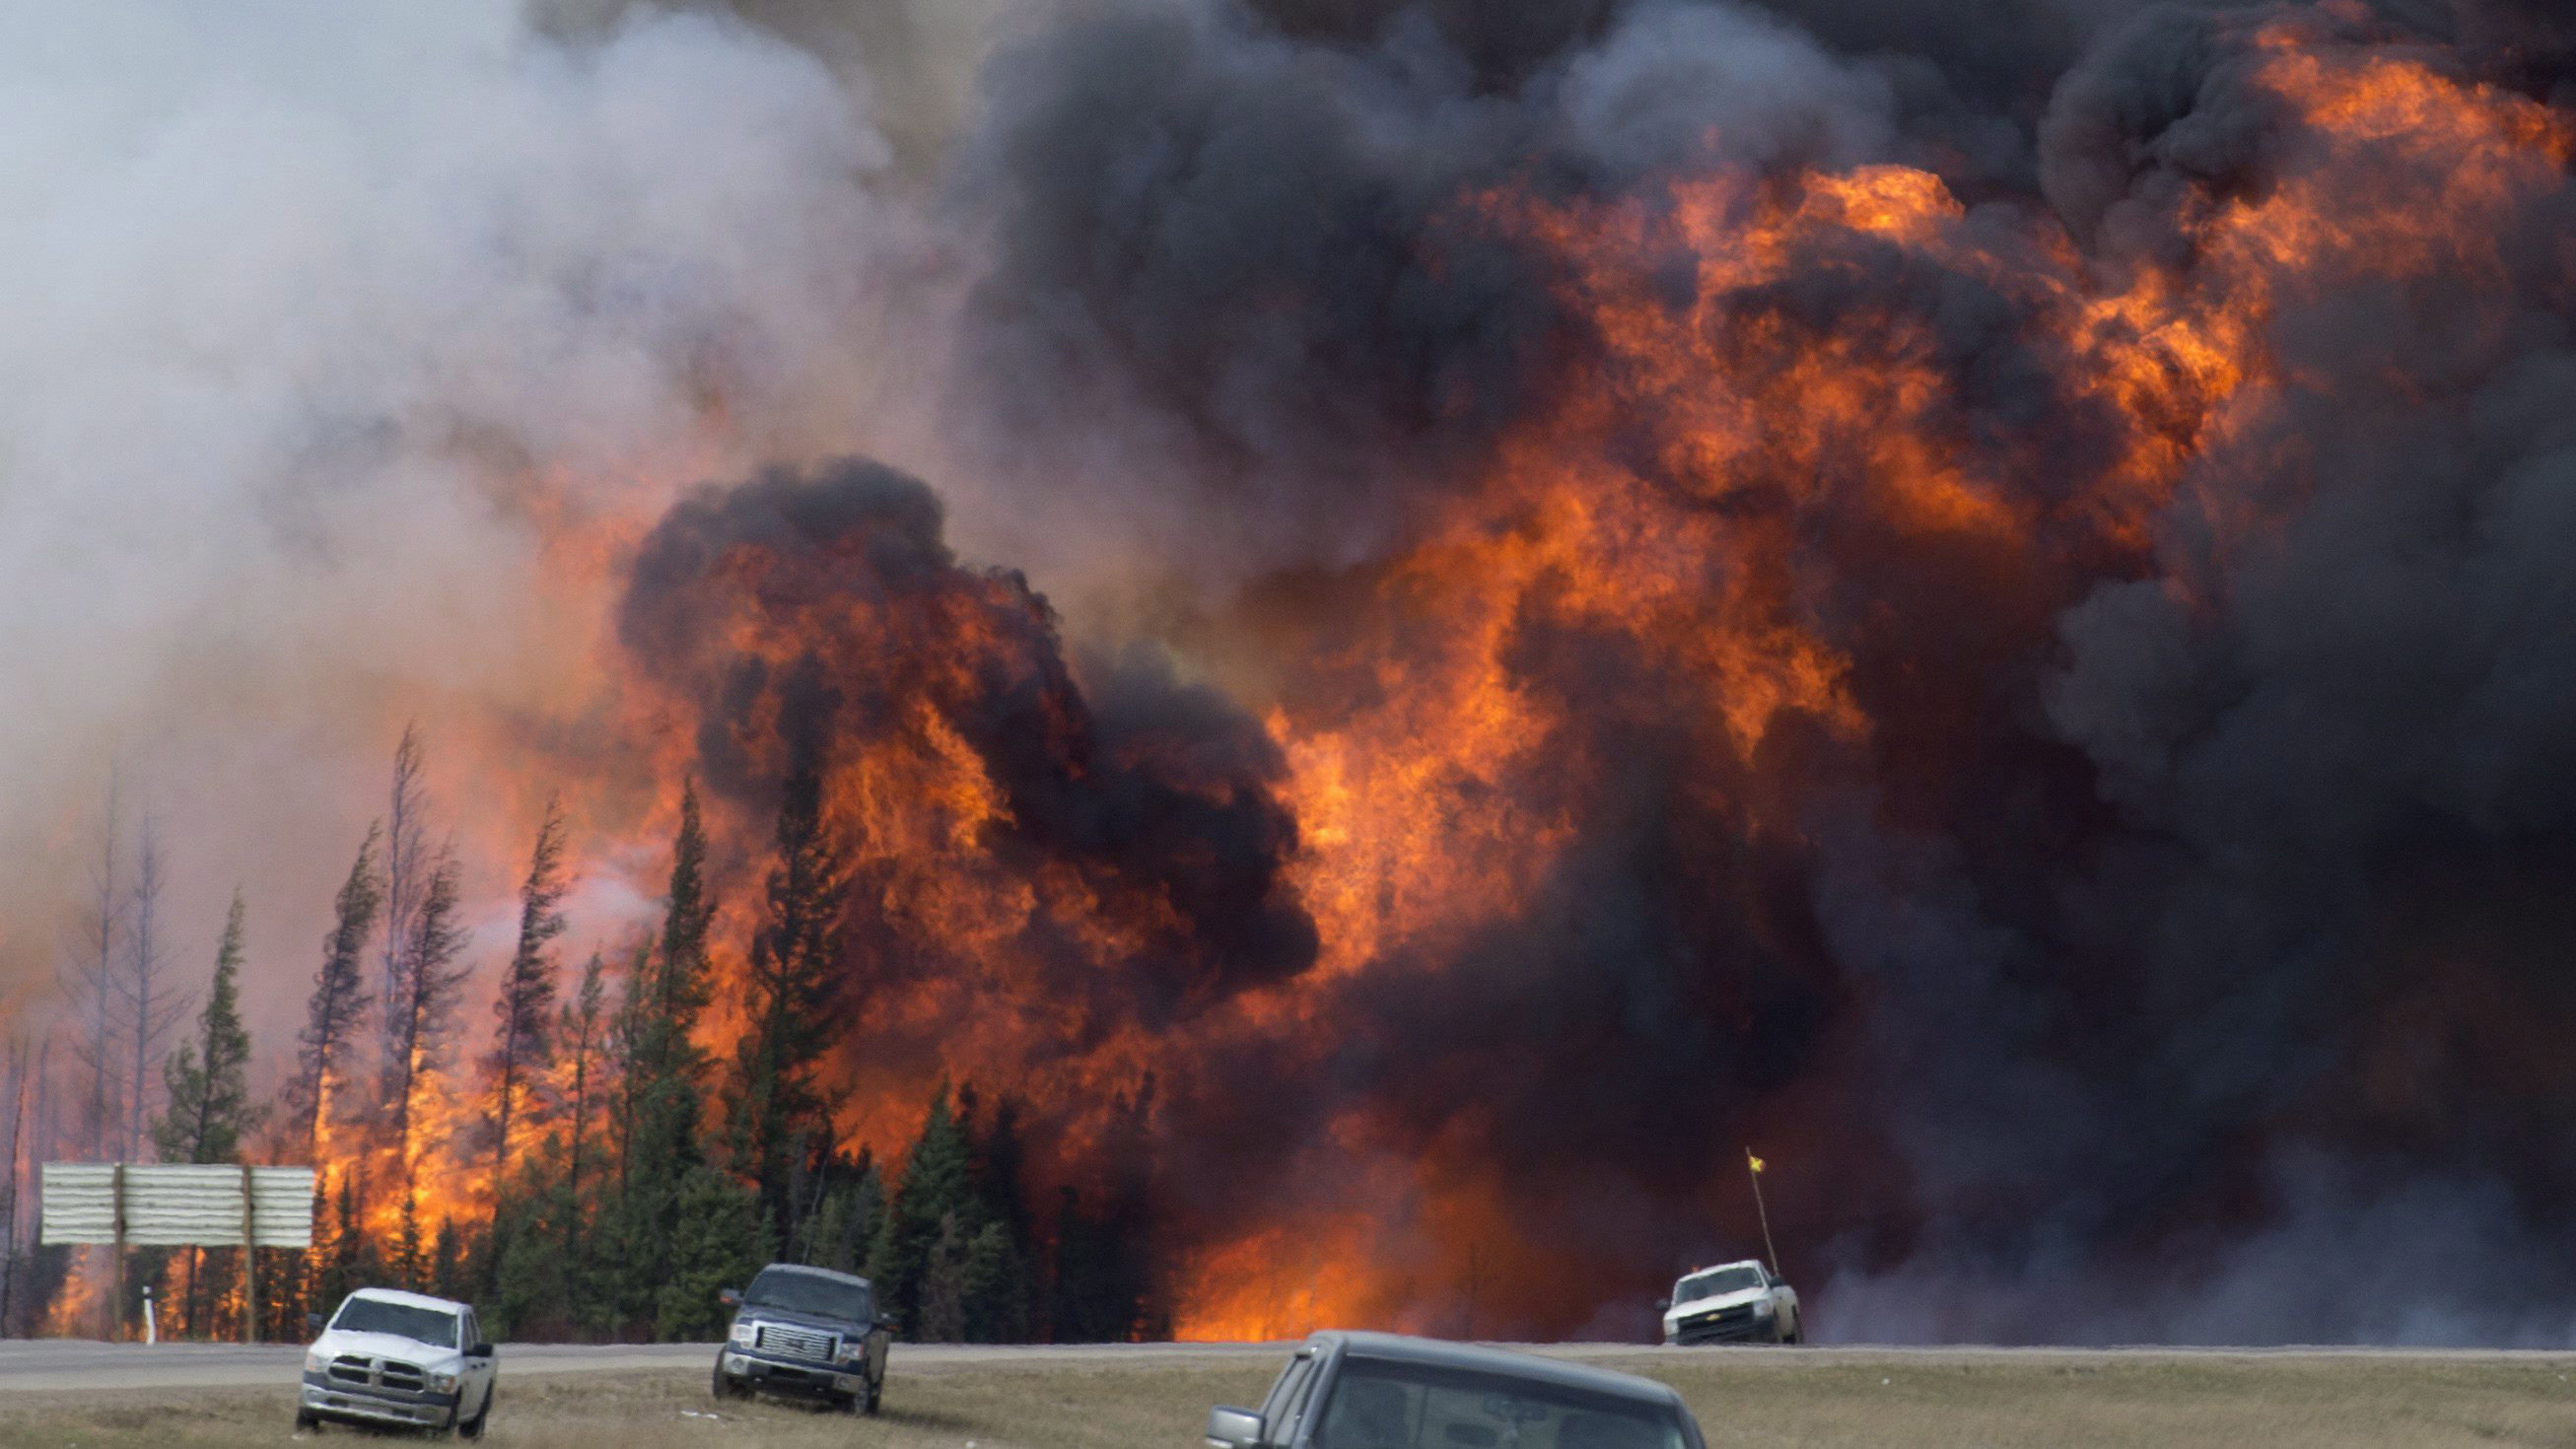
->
1748;1154;1766;1174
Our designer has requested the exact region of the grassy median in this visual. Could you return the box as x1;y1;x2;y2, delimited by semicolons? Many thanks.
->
0;1349;2572;1447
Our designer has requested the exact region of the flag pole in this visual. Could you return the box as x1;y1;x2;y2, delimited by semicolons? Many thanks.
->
1745;1148;1779;1276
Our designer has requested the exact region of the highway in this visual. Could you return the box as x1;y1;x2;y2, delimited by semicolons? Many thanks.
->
0;1338;2563;1392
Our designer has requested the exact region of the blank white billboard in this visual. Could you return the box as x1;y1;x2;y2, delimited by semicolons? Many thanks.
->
39;1163;315;1248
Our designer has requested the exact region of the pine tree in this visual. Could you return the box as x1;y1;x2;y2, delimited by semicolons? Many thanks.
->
486;799;568;1199
728;745;847;1246
154;891;258;1166
869;1086;973;1338
610;787;716;1336
292;825;383;1163
154;891;261;1338
656;1165;767;1342
376;725;429;1014
558;949;609;1268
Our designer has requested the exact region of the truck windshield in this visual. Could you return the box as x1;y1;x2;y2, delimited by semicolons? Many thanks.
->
745;1269;873;1322
1673;1267;1763;1302
1313;1358;1688;1449
332;1297;459;1347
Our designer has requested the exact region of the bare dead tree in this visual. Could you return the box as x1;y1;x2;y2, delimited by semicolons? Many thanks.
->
57;779;122;1159
115;817;191;1161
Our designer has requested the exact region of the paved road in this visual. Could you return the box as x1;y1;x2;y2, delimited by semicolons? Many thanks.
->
0;1338;2564;1393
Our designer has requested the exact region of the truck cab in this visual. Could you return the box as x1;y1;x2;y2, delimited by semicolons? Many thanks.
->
1658;1259;1801;1346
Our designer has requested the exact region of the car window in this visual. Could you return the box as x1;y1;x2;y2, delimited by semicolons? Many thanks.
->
1310;1359;1687;1449
745;1267;874;1321
332;1297;459;1347
1263;1350;1316;1436
462;1310;480;1347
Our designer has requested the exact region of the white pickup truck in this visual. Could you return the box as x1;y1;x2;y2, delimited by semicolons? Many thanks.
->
1657;1260;1802;1346
297;1286;498;1436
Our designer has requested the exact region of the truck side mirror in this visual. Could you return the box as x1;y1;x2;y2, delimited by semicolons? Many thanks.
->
306;1311;325;1334
719;1288;741;1308
468;1342;495;1359
1205;1405;1265;1449
1653;1298;1670;1312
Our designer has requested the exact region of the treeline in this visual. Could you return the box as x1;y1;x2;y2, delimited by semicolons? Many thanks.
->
5;729;1170;1344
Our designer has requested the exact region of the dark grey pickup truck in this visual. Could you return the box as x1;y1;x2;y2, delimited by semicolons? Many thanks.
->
1208;1332;1706;1449
712;1264;895;1414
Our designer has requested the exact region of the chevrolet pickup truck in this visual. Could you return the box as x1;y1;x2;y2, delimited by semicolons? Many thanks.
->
1657;1259;1802;1345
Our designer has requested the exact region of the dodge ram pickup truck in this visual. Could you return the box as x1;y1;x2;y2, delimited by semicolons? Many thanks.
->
712;1263;893;1414
1658;1259;1802;1345
297;1286;497;1436
1208;1330;1706;1449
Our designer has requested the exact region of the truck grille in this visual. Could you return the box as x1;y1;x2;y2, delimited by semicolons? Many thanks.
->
755;1324;837;1362
326;1353;429;1391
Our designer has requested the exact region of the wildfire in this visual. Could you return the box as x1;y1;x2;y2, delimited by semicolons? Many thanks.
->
28;3;2576;1347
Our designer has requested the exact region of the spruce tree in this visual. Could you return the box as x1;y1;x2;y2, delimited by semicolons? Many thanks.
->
292;825;383;1162
657;1165;767;1341
486;798;569;1194
611;786;716;1336
728;744;847;1246
870;1086;973;1338
154;891;261;1337
557;948;609;1276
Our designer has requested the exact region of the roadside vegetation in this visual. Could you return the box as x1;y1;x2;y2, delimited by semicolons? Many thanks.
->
2;1352;2573;1449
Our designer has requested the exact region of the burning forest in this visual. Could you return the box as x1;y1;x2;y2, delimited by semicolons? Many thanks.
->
4;0;2576;1347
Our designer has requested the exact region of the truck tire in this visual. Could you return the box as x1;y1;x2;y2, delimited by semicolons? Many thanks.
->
458;1385;491;1440
865;1374;883;1415
713;1360;749;1401
295;1408;321;1432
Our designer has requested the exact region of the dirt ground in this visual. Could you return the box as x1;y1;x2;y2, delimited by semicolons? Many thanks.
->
1;1348;2571;1447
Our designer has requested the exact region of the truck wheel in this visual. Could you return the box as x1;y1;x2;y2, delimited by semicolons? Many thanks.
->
712;1361;748;1401
865;1375;883;1416
295;1408;321;1432
457;1386;491;1440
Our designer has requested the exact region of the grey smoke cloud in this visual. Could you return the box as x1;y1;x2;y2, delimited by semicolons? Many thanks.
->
0;1;925;1045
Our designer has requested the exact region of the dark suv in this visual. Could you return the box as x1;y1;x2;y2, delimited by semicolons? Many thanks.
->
712;1264;894;1414
1210;1331;1706;1449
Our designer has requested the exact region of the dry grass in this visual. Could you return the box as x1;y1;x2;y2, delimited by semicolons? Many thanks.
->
1;1350;2572;1448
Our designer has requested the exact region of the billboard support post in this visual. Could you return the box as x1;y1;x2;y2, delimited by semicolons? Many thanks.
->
240;1163;258;1345
108;1164;125;1343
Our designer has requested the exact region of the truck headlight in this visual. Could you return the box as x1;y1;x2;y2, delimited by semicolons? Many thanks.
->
836;1341;867;1365
1754;1299;1775;1317
305;1349;326;1373
428;1370;460;1394
729;1319;757;1346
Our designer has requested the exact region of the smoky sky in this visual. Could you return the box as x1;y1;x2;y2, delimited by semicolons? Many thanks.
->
896;0;2576;1345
